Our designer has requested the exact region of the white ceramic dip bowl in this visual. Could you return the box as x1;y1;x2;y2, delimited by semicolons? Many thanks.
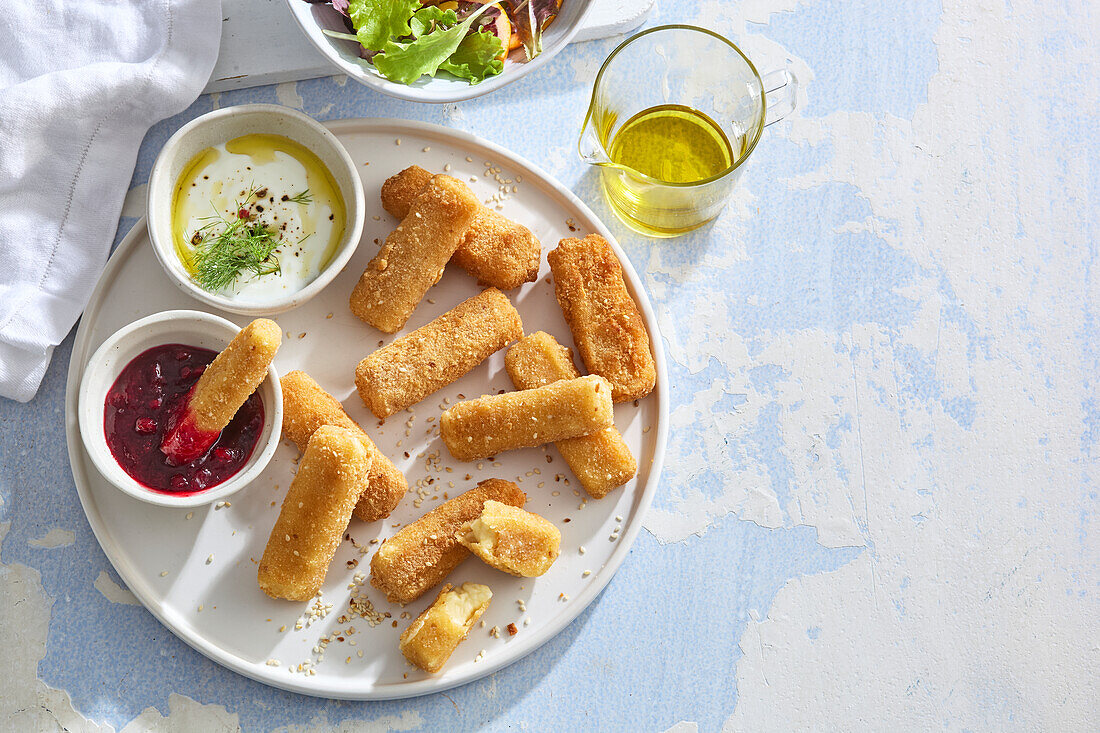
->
78;310;282;508
147;104;365;316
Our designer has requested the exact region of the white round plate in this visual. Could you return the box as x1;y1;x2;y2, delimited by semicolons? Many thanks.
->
64;118;668;699
284;1;595;103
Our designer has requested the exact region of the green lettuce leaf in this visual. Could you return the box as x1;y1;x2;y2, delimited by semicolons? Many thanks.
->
347;0;420;51
372;3;493;85
439;30;505;84
408;5;459;37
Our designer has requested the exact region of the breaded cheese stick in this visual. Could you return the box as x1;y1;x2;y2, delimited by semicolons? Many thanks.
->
258;425;371;601
458;500;560;577
399;582;492;673
381;166;540;290
355;288;523;419
281;370;408;522
370;479;525;604
547;235;656;402
161;318;281;463
350;174;479;333
440;375;614;462
505;331;636;498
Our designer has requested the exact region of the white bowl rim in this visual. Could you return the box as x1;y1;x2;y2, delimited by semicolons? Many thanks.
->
77;309;283;508
282;0;597;103
146;103;366;316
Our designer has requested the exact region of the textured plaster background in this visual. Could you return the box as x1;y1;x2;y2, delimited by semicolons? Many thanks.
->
1;0;1098;730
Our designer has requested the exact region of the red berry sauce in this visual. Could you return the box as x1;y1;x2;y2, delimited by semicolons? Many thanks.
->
103;344;264;495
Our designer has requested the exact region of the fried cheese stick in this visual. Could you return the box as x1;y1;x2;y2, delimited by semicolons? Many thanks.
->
505;331;636;498
547;235;656;402
350;174;480;333
439;375;614;462
161;318;281;464
370;479;525;604
258;425;371;601
355;288;523;419
381;166;540;290
281;370;408;522
399;582;492;673
458;500;560;577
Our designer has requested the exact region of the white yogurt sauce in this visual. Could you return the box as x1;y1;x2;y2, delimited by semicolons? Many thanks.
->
171;134;345;304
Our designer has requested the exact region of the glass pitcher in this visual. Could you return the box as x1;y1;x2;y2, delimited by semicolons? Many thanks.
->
579;25;797;237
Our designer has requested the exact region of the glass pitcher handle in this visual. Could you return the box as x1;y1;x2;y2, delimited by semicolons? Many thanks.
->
762;69;798;126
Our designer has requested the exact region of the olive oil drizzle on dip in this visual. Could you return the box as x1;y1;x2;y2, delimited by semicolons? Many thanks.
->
171;134;346;302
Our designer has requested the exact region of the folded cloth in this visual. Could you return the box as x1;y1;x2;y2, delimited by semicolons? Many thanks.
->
0;0;221;402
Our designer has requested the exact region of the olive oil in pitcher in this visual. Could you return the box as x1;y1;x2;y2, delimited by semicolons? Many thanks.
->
600;104;749;237
609;105;737;183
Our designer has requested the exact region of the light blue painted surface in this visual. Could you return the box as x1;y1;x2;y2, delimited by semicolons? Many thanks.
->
2;1;1098;730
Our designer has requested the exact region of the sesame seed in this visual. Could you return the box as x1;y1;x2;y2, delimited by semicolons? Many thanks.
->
159;570;168;577
185;512;193;520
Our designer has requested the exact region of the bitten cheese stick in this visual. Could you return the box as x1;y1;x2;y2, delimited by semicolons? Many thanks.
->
258;426;371;601
440;375;614;462
381;166;540;290
281;370;408;522
505;331;636;498
350;174;479;333
355;288;523;419
547;235;656;402
161;318;281;464
371;479;525;604
458;500;560;577
399;583;492;673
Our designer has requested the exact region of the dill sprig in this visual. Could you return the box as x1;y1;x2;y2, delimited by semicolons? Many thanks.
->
287;189;313;205
189;186;286;292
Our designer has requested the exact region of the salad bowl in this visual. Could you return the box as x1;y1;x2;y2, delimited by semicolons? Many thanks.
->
284;0;595;103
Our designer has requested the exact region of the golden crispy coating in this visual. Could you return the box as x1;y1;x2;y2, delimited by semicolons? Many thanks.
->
355;288;523;419
547;235;656;402
161;318;281;462
399;582;492;673
258;426;371;601
439;375;614;462
458;500;560;577
370;479;525;604
381;166;540;290
451;209;540;290
188;318;281;433
280;370;408;522
380;165;433;219
350;175;480;333
504;332;636;498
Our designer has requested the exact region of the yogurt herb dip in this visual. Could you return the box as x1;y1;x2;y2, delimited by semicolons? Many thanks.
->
171;133;346;303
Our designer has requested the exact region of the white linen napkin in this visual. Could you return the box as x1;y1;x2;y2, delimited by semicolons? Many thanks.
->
0;0;221;402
